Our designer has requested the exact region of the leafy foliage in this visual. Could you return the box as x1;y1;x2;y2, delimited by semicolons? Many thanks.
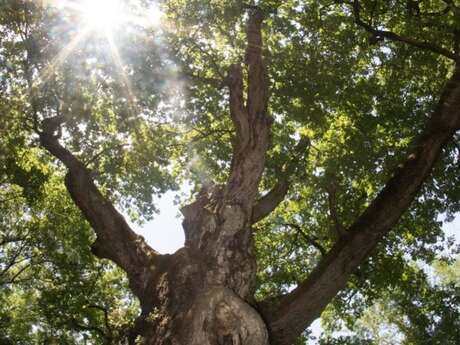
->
1;0;459;343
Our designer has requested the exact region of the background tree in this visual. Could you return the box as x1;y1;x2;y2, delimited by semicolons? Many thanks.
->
1;0;460;344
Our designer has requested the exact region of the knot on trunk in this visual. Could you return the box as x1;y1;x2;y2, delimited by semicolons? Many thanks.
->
181;184;225;249
191;288;269;345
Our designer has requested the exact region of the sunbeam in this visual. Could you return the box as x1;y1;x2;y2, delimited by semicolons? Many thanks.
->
40;25;92;85
106;31;137;111
41;0;165;108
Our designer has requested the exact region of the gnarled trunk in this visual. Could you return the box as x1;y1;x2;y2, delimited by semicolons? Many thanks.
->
130;187;269;345
127;8;272;344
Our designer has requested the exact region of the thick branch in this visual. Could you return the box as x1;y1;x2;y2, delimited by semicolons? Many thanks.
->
228;63;250;147
252;181;289;223
353;0;459;61
263;66;460;345
225;9;271;207
246;6;267;119
39;118;158;300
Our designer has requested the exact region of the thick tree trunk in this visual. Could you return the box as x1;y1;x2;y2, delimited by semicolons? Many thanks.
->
40;8;273;345
130;187;269;345
125;8;272;345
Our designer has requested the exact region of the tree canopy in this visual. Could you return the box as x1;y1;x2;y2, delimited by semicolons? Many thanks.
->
1;0;460;344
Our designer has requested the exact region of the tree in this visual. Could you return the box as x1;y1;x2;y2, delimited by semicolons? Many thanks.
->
1;0;460;344
319;257;460;344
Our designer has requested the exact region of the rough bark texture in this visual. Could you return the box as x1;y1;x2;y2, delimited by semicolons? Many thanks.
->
39;116;158;303
38;6;460;345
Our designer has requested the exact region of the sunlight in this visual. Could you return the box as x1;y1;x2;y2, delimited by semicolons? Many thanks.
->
51;0;165;39
40;25;92;85
147;3;163;27
42;0;165;102
106;32;137;109
81;0;123;31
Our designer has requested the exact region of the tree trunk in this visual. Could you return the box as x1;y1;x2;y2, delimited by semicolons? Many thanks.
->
129;187;269;345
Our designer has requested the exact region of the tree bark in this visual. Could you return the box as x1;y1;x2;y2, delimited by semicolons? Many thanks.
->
129;8;272;344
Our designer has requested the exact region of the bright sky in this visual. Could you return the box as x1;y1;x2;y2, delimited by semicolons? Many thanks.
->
134;189;460;254
133;189;185;254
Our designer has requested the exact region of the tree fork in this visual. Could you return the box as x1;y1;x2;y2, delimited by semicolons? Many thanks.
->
40;8;272;345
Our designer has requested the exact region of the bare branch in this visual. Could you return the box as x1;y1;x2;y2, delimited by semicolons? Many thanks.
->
262;65;460;345
352;0;459;61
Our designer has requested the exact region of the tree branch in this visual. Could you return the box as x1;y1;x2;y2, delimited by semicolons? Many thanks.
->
283;223;326;256
224;8;272;207
87;304;112;335
252;136;310;223
262;65;460;345
228;63;250;148
0;235;27;247
252;181;289;223
325;174;346;239
352;0;459;61
1;262;31;286
0;241;28;280
246;6;267;120
39;116;158;301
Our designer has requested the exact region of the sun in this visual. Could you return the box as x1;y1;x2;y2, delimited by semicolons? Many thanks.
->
52;0;163;32
80;0;124;31
43;0;164;88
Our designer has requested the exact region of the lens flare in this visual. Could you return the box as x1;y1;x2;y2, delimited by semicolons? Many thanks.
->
81;0;123;31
